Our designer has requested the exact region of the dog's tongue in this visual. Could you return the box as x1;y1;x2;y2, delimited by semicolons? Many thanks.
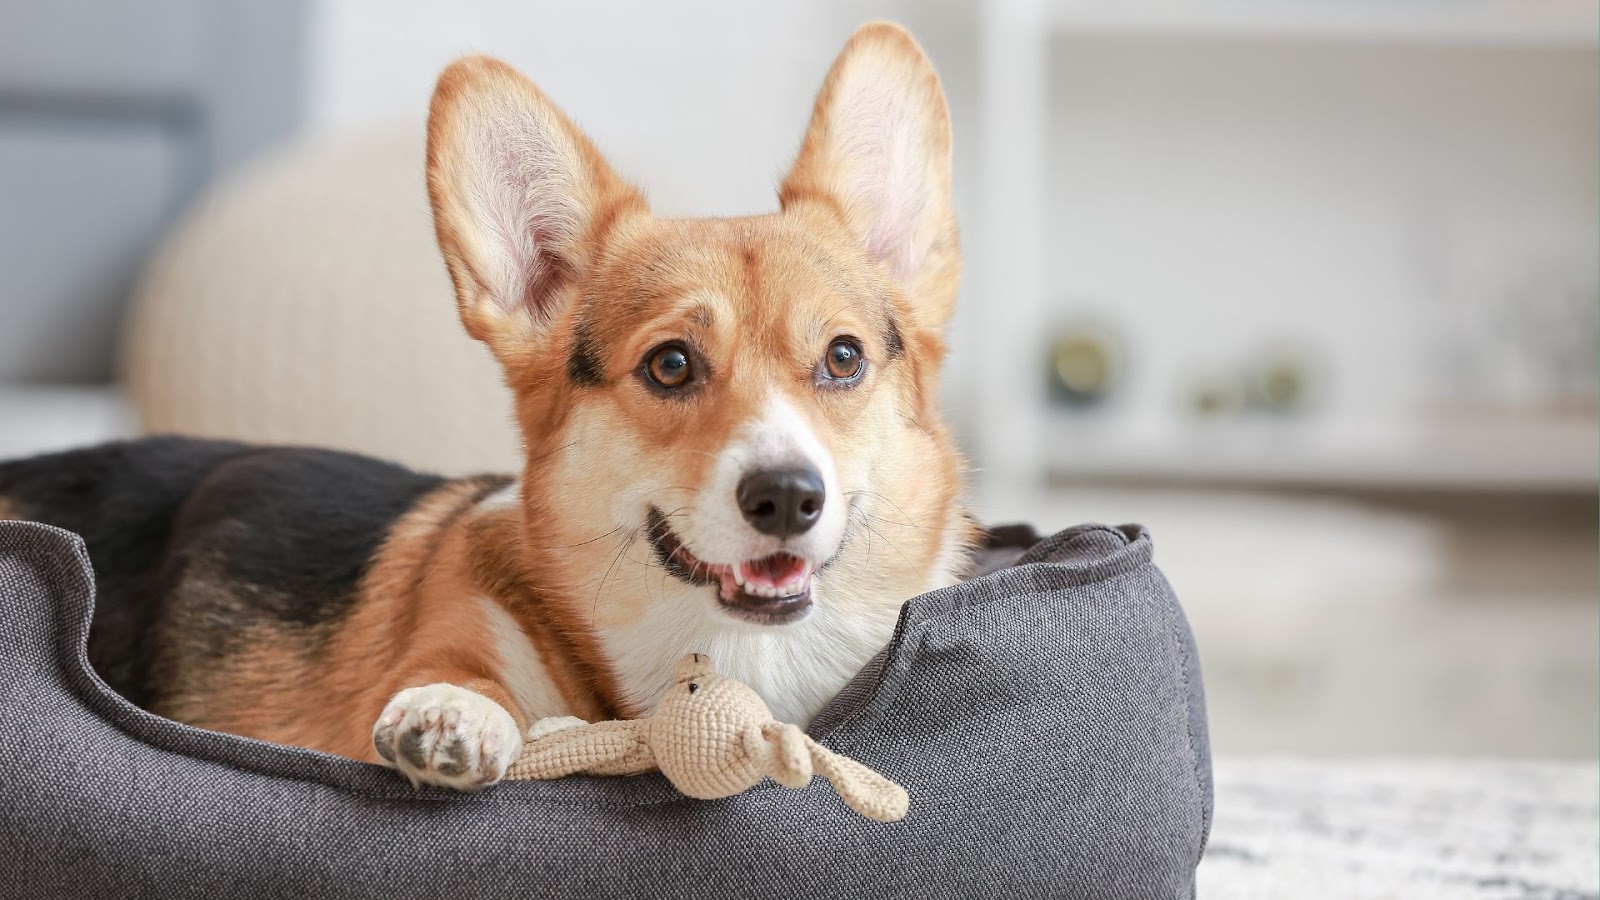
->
719;552;810;600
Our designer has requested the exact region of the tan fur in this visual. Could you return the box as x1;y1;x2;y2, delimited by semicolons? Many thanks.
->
153;476;522;761
153;22;976;774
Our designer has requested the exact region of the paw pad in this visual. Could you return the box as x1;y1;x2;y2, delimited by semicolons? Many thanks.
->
372;684;521;791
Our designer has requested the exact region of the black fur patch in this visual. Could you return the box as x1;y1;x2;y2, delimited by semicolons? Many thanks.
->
0;437;257;703
567;323;605;386
884;316;905;359
163;446;444;629
0;437;445;705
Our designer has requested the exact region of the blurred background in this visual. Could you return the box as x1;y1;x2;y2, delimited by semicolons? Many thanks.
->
0;0;1594;760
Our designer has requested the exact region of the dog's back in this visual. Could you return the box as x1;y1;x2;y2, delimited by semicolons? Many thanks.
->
0;437;446;707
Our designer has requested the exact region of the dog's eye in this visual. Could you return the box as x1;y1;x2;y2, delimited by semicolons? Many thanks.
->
823;338;864;382
646;344;693;389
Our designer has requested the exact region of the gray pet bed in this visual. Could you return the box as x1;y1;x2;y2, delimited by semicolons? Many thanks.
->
0;519;1210;899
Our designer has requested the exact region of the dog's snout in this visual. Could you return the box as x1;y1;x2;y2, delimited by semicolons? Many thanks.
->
736;467;825;537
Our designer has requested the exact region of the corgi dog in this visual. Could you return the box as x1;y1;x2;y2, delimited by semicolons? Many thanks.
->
0;22;973;790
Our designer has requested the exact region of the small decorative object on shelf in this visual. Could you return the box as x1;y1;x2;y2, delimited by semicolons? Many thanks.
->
1181;342;1325;419
1187;368;1248;418
1047;321;1123;408
1247;344;1324;416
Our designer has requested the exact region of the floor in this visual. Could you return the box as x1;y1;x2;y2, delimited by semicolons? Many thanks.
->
1199;757;1599;898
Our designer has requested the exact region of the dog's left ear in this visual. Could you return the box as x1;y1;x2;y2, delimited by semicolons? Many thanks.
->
780;22;958;328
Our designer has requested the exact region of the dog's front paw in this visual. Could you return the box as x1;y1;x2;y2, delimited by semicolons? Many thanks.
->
372;683;522;790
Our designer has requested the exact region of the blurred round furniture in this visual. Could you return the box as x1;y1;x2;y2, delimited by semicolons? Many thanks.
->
121;130;521;475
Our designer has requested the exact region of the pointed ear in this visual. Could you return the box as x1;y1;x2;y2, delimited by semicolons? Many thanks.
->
780;22;958;327
427;55;646;361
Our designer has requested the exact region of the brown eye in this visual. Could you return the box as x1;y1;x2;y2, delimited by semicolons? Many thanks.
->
646;343;693;389
823;338;864;381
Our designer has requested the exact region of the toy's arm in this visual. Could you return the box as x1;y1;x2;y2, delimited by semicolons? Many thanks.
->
758;722;813;788
505;719;654;781
802;735;910;823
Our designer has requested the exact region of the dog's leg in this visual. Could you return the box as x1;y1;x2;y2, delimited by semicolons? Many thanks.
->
371;674;523;790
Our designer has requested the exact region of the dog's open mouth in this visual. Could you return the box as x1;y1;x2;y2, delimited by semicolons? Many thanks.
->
646;507;814;625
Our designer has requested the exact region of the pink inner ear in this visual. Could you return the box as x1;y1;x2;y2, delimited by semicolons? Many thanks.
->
517;218;574;323
473;124;583;324
864;187;928;283
834;83;931;283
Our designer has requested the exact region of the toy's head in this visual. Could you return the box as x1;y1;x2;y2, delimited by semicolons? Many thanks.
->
650;654;773;798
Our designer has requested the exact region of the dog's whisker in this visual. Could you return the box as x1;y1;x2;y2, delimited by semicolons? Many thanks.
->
592;526;641;616
819;304;850;335
843;489;922;528
895;409;933;438
864;512;959;535
862;519;915;571
522;440;581;468
524;525;628;553
843;489;967;536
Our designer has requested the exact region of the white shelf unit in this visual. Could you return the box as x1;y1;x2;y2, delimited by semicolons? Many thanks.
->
1048;2;1599;48
1041;416;1599;491
971;0;1600;493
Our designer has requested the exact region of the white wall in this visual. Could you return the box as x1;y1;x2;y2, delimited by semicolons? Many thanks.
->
302;0;893;218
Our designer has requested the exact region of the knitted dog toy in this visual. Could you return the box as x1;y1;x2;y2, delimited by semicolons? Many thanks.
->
505;653;910;822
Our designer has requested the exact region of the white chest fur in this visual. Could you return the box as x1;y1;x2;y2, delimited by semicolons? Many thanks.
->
602;586;903;726
477;597;569;721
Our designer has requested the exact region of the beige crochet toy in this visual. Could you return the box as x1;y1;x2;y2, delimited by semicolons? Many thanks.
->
506;654;909;822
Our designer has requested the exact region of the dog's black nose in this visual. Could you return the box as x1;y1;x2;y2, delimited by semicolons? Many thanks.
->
737;467;825;537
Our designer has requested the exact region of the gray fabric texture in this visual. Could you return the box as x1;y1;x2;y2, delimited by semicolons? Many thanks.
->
0;519;1210;899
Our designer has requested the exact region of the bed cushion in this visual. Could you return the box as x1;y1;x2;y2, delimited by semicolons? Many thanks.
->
0;519;1210;899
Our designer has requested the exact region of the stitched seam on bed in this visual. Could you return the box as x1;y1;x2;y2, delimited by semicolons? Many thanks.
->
1170;576;1209;863
806;533;1151;745
822;566;1154;758
897;527;1151;626
813;615;937;756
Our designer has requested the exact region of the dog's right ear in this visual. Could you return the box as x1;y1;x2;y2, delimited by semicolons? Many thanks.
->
427;56;646;362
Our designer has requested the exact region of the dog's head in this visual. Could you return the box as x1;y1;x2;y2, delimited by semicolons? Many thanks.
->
426;23;973;716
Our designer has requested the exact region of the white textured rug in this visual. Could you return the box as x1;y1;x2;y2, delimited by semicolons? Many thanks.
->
1201;759;1599;899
